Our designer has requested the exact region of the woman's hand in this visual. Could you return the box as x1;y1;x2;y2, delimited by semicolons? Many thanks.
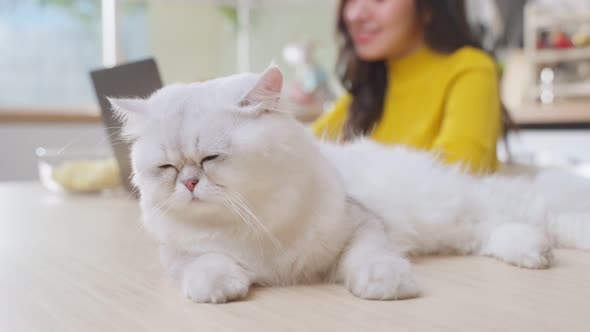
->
288;82;318;106
287;82;324;123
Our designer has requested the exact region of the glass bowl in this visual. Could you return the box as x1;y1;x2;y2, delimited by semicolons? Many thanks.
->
35;147;122;194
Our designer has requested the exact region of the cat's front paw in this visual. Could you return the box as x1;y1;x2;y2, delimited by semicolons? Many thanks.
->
346;255;420;301
181;260;250;303
484;223;554;269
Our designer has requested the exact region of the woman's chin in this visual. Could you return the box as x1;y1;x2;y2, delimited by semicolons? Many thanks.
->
353;45;388;62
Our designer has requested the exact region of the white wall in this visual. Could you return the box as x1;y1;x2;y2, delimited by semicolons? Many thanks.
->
0;123;107;181
147;1;338;83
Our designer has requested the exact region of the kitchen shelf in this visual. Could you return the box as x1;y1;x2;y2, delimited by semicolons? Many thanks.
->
528;9;590;29
524;2;590;105
511;99;590;126
530;82;590;99
532;47;590;63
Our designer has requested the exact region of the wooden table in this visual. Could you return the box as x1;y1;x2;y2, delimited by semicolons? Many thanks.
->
1;182;589;332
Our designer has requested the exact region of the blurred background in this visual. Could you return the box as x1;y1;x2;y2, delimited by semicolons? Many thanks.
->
1;0;590;184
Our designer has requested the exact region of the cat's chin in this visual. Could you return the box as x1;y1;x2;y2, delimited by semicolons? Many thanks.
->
169;200;223;215
161;194;212;209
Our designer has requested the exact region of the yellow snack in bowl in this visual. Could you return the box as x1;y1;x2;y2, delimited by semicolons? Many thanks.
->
52;158;121;192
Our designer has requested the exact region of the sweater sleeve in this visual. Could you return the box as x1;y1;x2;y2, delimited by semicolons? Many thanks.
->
311;94;351;141
432;68;502;174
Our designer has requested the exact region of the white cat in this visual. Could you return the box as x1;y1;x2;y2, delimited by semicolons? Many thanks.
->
110;66;589;303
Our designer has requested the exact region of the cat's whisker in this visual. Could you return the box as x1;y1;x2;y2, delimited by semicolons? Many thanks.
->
223;192;256;226
108;141;132;147
215;188;257;233
56;139;81;155
222;197;256;233
226;189;282;249
56;126;125;155
229;192;270;233
100;129;125;141
219;193;266;260
124;186;140;200
134;194;174;240
225;198;255;231
146;196;174;220
101;131;125;143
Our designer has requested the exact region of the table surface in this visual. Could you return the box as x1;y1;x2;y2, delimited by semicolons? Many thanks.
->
1;182;589;332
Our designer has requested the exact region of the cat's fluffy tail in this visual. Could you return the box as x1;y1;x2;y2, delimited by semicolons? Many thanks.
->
533;169;590;249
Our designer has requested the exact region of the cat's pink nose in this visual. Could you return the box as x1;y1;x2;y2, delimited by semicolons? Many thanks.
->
183;178;198;192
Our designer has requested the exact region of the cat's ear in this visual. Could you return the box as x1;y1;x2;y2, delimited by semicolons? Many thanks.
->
238;65;283;113
108;97;148;140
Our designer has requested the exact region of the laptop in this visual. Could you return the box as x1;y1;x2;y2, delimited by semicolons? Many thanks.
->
90;58;163;194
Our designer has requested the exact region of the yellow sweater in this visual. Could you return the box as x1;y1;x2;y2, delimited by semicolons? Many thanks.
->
312;46;501;174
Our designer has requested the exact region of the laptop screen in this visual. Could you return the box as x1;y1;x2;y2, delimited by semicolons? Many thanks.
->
90;58;163;194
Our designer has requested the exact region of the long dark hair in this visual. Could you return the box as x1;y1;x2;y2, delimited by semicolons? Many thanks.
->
337;0;514;140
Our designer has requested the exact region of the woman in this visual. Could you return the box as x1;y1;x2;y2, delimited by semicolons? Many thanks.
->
306;0;508;174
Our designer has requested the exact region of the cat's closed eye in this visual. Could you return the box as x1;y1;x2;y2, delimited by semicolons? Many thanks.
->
200;155;220;166
158;164;178;172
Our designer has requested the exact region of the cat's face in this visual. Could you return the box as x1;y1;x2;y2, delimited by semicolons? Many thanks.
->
111;67;299;222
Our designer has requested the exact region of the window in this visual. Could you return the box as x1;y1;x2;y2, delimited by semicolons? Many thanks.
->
0;0;338;116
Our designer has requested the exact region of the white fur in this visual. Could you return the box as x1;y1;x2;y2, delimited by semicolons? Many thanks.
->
111;66;589;303
320;139;590;257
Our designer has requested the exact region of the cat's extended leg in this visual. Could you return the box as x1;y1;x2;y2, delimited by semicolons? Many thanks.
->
549;213;590;250
159;246;250;303
336;218;420;300
479;222;553;269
